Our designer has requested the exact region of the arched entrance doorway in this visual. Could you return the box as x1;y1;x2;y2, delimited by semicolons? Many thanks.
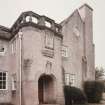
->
38;74;56;104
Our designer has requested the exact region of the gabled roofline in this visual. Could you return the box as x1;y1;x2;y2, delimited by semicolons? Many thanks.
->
60;9;83;26
0;25;11;40
79;3;93;11
0;11;63;40
0;25;10;32
60;3;93;26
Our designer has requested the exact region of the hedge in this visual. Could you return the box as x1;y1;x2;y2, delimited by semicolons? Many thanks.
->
64;86;87;105
84;81;105;103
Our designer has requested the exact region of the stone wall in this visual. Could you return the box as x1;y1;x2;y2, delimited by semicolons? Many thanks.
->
21;26;65;105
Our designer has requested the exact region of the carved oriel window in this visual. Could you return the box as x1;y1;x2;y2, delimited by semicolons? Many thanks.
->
45;31;54;49
0;72;7;90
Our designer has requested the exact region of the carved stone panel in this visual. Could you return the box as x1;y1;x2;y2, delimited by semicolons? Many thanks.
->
45;61;52;75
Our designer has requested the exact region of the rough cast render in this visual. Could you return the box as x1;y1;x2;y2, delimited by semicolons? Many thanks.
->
0;4;95;105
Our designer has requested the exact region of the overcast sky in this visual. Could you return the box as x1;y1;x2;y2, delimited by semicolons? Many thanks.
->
0;0;104;69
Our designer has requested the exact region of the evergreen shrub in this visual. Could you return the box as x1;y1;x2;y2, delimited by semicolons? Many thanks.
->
84;81;104;103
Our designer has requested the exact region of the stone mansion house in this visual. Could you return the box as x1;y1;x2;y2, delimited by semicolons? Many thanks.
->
0;4;95;105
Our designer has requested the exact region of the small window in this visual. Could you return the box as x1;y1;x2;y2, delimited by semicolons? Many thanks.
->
70;74;75;86
11;40;16;54
12;74;16;91
65;73;75;86
0;72;7;90
61;45;68;57
65;73;70;85
0;46;5;55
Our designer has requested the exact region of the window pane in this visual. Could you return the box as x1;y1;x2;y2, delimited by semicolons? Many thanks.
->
65;74;70;85
0;72;2;76
3;76;6;80
3;81;6;89
0;76;2;80
0;81;2;89
0;72;7;89
0;81;2;85
0;85;2;89
3;85;6;89
3;73;6;77
70;74;75;86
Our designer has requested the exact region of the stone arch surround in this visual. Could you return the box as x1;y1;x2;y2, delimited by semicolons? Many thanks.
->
38;74;56;104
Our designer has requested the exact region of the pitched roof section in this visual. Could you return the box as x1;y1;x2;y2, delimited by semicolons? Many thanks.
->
0;25;11;40
78;3;93;22
60;3;93;25
60;9;83;26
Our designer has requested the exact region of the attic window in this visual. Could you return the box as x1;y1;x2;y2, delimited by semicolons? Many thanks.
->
32;17;38;24
45;21;51;28
26;16;32;22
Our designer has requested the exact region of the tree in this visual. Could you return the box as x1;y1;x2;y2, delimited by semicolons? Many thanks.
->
95;67;105;80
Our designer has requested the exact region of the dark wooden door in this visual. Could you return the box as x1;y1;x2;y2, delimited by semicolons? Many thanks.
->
38;78;44;104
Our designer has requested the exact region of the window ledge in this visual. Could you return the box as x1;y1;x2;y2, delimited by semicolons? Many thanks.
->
0;52;5;56
42;49;54;58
